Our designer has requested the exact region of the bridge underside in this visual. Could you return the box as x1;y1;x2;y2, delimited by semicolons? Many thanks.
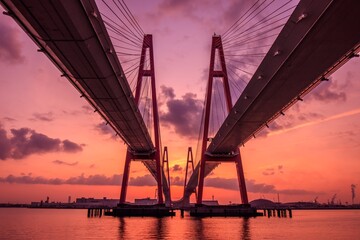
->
208;0;360;154
1;0;154;153
182;0;360;203
3;0;359;206
1;0;171;203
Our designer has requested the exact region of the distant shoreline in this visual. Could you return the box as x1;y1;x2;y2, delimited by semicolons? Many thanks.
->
1;203;360;210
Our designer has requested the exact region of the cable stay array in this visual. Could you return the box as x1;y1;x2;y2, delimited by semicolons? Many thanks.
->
3;0;359;208
96;1;159;144
221;0;299;105
182;0;360;204
96;0;147;95
192;0;299;166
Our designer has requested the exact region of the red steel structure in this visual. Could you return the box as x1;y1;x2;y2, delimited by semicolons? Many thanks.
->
197;35;248;205
120;34;163;204
183;147;197;200
162;146;171;204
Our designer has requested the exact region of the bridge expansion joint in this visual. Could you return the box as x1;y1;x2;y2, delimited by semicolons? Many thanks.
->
128;149;156;160
204;151;239;162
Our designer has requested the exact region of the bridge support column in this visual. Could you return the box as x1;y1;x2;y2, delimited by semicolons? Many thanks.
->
235;152;248;204
120;151;132;204
184;147;197;201
119;34;164;205
197;34;248;205
162;146;171;206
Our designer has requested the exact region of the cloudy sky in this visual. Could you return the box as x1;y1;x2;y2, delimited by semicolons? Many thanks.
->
0;0;359;204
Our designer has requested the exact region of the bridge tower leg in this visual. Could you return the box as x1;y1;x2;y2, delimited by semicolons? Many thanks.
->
120;151;132;204
162;146;171;205
183;147;197;200
197;34;248;205
120;34;163;205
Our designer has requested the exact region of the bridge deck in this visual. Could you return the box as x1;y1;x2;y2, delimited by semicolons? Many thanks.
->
1;0;154;153
183;0;360;201
208;0;360;154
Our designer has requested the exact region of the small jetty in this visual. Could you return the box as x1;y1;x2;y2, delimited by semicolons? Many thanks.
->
87;208;108;218
189;204;261;217
261;208;293;218
104;204;175;217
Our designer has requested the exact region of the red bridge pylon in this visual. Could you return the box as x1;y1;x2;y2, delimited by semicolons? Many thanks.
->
120;34;164;205
162;146;171;204
183;147;197;201
197;34;248;205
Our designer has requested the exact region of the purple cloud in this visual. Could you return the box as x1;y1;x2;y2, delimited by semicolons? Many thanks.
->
0;174;121;185
0;127;12;160
278;165;284;174
297;112;323;121
204;177;318;195
205;177;240;191
0;173;159;187
308;80;346;103
129;174;156;186
31;112;54;122
2;117;16;122
257;111;324;138
262;165;284;176
65;174;121;185
1;174;64;185
262;168;275;176
171;164;183;172
157;0;203;21
52;160;78;166
0;126;83;160
0;173;319;195
82;105;93;114
10;128;62;159
95;122;116;137
62;139;83;153
222;0;258;29
147;0;231;34
170;176;184;186
160;85;175;99
160;87;203;139
0;20;25;64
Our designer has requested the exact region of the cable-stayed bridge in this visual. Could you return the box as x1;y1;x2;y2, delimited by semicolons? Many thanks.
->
0;0;171;205
182;0;360;205
1;0;359;209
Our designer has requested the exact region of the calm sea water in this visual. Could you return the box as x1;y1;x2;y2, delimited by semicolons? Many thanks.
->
0;208;359;239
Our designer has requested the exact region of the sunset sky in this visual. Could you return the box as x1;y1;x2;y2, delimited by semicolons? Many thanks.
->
1;0;359;205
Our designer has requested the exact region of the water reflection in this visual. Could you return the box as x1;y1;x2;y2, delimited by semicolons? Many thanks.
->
241;218;251;240
193;218;206;239
118;218;126;239
185;216;252;239
117;215;252;239
117;217;168;239
1;209;359;239
154;217;166;239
